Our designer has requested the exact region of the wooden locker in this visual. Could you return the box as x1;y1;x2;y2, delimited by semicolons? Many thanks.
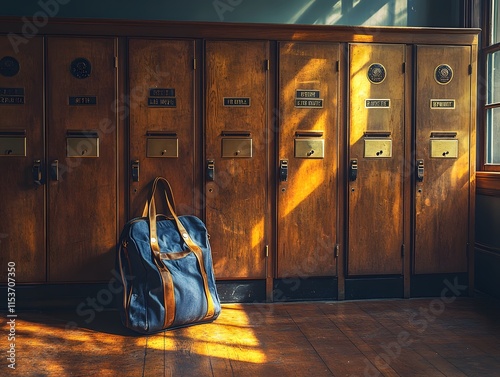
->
205;40;269;280
0;37;45;283
348;43;406;276
128;39;198;218
414;45;472;274
277;42;339;278
46;37;117;282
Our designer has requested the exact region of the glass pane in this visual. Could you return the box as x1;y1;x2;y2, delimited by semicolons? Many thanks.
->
487;51;500;104
493;0;500;44
486;107;500;164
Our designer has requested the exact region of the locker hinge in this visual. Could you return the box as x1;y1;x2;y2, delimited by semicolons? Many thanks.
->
265;245;269;258
402;62;406;73
265;59;270;71
401;244;405;258
336;60;340;72
335;244;339;258
468;64;472;75
193;58;197;70
114;56;118;69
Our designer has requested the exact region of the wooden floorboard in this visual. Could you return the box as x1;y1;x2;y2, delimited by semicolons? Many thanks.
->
0;296;499;376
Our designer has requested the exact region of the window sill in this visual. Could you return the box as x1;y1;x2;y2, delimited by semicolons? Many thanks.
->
477;171;500;196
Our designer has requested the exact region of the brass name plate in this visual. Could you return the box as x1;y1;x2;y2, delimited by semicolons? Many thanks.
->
146;138;178;158
0;137;26;156
295;99;323;108
66;131;99;157
0;87;25;105
294;138;324;158
149;88;175;97
364;139;392;158
430;99;455;109
222;138;252;158
430;139;458;158
365;99;390;108
69;96;97;106
147;97;177;107
223;98;251;107
296;90;320;98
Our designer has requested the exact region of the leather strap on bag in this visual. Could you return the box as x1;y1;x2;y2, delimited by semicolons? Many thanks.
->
146;177;216;326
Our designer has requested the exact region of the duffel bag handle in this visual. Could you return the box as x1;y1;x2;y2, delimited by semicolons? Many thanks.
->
147;177;216;320
142;176;177;218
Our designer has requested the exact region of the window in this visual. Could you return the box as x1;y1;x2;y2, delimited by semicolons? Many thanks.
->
484;0;500;167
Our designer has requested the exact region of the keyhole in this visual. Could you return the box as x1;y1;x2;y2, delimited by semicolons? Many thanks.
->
442;151;449;157
81;149;87;155
161;150;167;156
234;150;240;156
307;150;315;157
6;149;12;155
376;150;384;156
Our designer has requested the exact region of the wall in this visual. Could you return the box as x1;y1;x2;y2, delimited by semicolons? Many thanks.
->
1;0;464;27
475;195;500;298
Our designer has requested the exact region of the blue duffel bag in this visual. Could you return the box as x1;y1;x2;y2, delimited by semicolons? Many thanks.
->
117;177;221;333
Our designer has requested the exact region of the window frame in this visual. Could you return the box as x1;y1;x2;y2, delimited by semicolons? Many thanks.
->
480;0;500;172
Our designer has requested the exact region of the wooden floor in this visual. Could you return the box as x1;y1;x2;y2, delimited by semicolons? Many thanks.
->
1;296;500;376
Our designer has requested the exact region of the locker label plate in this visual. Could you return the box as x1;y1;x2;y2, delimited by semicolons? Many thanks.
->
430;139;458;158
430;99;455;109
294;138;324;158
69;96;97;106
147;138;178;158
222;138;252;158
364;139;392;158
223;98;250;107
0;88;25;105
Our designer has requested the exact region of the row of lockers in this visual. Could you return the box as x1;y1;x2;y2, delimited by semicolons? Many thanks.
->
0;35;475;299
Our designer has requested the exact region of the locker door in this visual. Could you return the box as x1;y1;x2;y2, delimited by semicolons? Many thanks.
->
128;39;197;217
0;37;45;283
348;44;406;276
414;45;471;274
277;42;339;278
47;37;117;282
205;41;269;280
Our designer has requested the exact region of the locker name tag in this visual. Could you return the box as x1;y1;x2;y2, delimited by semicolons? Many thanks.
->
148;97;177;107
223;97;250;107
69;96;97;105
0;96;24;105
295;99;323;108
296;90;320;98
365;99;390;108
149;88;175;97
0;87;25;105
0;88;24;95
430;99;455;109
